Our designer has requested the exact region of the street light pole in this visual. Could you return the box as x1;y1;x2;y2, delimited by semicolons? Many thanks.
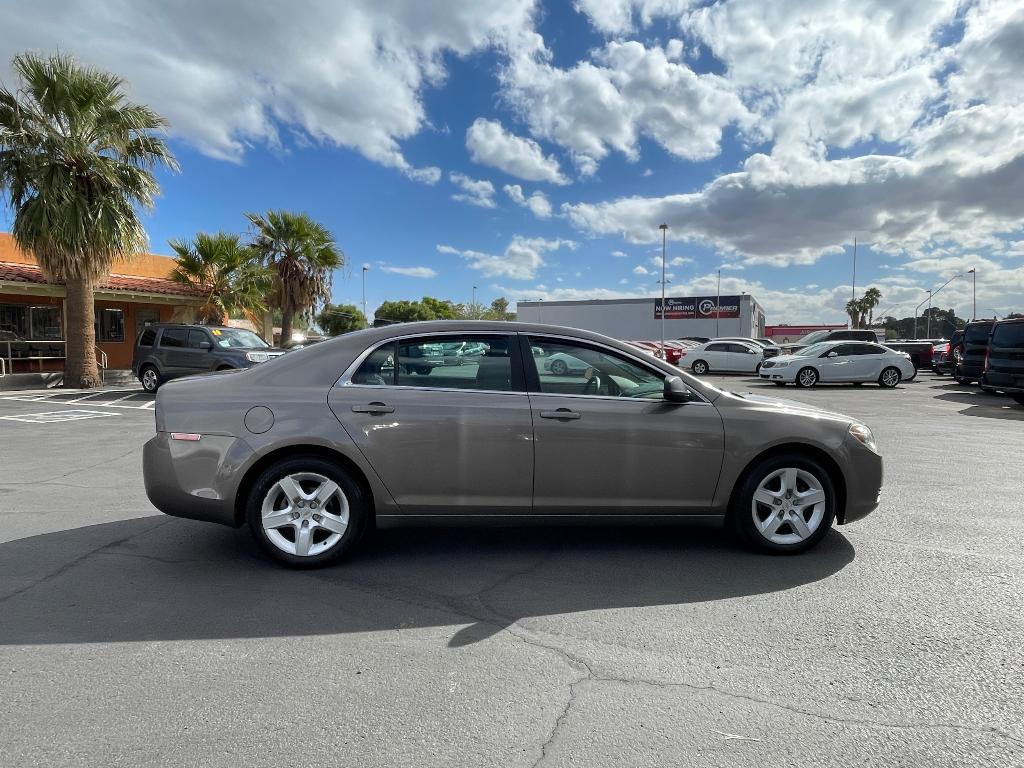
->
659;224;668;352
851;236;857;303
916;273;964;339
472;285;478;319
967;268;976;321
926;290;932;338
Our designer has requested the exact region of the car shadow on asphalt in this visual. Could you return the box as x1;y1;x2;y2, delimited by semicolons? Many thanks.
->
0;516;854;647
932;390;1024;421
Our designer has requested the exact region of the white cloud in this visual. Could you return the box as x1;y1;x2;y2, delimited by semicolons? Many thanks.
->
449;172;496;208
467;118;569;184
574;0;694;35
503;184;553;218
380;265;438;278
633;265;650;275
0;0;536;177
437;236;576;279
611;250;628;258
502;39;750;175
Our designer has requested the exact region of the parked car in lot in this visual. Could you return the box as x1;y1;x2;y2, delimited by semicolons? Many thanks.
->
759;341;915;388
143;321;883;566
627;340;683;365
713;336;782;358
980;318;1024;404
955;320;996;384
884;340;942;371
932;330;963;375
132;324;284;392
686;340;764;375
778;328;881;355
543;350;590;375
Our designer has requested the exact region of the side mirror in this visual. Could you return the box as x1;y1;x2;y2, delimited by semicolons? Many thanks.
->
664;375;692;403
827;351;838;358
199;341;212;350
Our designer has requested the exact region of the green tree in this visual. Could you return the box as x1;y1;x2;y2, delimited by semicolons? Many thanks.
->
246;210;343;345
375;296;458;323
861;287;882;326
169;232;271;325
317;303;366;335
482;297;516;321
0;53;177;387
845;299;863;329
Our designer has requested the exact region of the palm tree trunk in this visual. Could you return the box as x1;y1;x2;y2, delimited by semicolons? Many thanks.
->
280;301;293;346
64;275;101;388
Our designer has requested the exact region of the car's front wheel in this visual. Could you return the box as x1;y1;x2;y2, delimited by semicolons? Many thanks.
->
730;454;836;554
795;367;818;388
550;359;568;375
246;456;368;568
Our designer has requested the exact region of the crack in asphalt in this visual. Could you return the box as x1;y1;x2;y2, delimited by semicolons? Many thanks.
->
0;518;173;604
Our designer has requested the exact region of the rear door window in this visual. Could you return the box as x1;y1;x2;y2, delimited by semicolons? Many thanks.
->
351;336;517;392
992;322;1024;347
187;329;211;349
159;328;187;348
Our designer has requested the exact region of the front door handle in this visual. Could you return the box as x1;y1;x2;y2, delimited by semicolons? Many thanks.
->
539;408;581;420
352;402;395;414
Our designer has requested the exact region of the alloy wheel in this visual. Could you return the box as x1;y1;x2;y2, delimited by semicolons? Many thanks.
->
797;367;817;387
261;472;350;557
880;368;900;388
141;368;159;392
750;467;827;545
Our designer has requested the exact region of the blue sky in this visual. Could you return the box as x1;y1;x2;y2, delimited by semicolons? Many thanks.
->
3;0;1023;322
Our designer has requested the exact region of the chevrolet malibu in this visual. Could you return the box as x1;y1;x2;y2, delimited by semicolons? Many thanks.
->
143;321;882;567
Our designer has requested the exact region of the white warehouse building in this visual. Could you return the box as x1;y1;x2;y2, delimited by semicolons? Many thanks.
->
516;295;766;340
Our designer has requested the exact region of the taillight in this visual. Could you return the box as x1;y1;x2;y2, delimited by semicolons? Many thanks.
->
984;348;990;372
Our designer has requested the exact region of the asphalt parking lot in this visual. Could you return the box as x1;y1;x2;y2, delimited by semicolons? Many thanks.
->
1;374;1022;767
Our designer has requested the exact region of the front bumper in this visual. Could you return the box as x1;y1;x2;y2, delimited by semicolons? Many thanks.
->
841;444;883;524
143;432;252;527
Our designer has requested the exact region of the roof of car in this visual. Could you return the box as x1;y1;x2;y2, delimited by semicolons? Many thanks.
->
148;323;237;330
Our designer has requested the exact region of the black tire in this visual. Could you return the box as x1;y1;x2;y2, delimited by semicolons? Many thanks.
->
246;456;369;568
139;364;161;393
1012;394;1024;407
852;382;864;387
773;382;786;387
216;365;235;371
795;366;818;388
691;360;709;375
550;359;568;375
878;367;901;388
415;366;432;375
728;453;837;555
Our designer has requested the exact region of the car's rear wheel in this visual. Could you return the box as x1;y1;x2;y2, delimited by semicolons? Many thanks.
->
246;456;368;568
691;360;708;375
879;367;901;388
140;365;161;393
795;367;818;388
730;454;836;554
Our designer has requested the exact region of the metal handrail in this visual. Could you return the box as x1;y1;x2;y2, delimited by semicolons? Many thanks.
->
0;356;5;377
95;346;108;384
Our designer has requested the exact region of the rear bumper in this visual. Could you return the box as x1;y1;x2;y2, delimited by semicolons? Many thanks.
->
143;431;251;527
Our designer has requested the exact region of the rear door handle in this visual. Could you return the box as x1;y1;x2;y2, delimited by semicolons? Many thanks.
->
351;402;395;414
539;408;581;420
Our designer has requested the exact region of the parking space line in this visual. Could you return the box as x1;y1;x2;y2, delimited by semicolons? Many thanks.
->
0;409;121;424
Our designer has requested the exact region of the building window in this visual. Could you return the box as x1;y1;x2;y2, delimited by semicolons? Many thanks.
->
0;304;63;341
95;308;125;342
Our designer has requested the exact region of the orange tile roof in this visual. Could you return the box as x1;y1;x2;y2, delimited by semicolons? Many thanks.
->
0;260;205;298
0;232;206;298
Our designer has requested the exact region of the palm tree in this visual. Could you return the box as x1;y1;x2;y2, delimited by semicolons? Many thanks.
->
861;287;883;325
0;53;177;387
245;211;343;344
169;233;272;325
845;299;862;329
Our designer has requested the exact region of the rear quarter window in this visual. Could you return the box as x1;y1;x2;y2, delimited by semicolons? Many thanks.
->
992;322;1024;347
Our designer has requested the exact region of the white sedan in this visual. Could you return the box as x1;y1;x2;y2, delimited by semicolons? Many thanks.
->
685;340;764;374
758;341;916;388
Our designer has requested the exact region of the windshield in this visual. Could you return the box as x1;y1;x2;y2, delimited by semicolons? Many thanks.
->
793;342;835;357
794;330;829;345
211;328;269;349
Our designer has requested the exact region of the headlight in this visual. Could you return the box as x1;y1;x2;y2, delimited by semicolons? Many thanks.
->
848;423;879;454
774;361;790;368
246;351;270;363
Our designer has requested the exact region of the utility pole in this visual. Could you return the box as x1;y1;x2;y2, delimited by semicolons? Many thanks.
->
361;266;368;322
659;224;668;353
472;285;478;319
851;236;857;302
926;290;932;338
